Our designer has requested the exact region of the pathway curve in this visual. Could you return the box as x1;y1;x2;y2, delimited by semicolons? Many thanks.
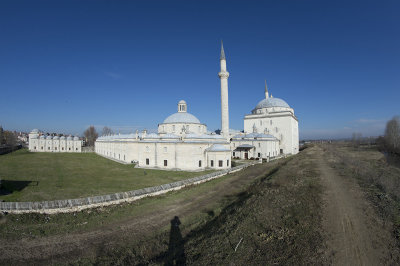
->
315;146;393;265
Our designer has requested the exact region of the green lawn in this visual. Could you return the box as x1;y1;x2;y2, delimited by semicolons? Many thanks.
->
0;149;213;202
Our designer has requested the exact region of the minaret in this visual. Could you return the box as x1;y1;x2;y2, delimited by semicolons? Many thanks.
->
265;80;269;99
218;41;230;139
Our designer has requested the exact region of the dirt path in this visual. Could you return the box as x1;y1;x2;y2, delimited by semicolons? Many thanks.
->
0;162;276;265
315;146;393;265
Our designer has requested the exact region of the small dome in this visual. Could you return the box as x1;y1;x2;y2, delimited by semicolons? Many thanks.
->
178;100;186;104
60;136;66;140
53;136;59;140
163;112;201;124
67;136;73;140
31;129;39;133
46;135;52;140
255;97;290;109
73;136;79;141
39;135;45;139
206;144;231;152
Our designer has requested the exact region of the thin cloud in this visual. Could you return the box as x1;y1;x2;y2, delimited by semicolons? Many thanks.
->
355;118;384;124
104;71;122;79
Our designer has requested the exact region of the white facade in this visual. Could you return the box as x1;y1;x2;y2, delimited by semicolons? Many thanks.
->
28;129;83;153
95;133;231;171
243;82;299;155
231;133;280;160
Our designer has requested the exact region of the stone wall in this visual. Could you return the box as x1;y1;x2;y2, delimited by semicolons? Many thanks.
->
0;161;261;214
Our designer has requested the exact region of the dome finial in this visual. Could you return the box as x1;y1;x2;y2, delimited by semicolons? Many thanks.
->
220;40;226;60
265;80;269;99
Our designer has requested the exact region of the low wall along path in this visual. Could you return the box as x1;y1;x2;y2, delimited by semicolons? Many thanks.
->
0;161;265;214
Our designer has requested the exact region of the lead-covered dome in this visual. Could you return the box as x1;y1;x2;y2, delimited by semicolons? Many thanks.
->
255;97;290;109
162;100;201;124
163;112;201;124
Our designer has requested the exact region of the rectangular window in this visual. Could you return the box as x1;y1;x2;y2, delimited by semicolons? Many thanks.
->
34;146;36;149
233;152;235;156
146;158;149;165
258;143;261;147
76;148;78;151
62;147;64;150
227;160;229;166
55;147;57;150
211;160;214;167
164;160;168;166
199;160;202;167
124;155;125;160
41;147;43;150
258;153;261;157
69;148;71;151
48;147;50;150
219;160;223;167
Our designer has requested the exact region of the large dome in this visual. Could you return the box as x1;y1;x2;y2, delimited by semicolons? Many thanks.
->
255;97;290;109
163;112;201;124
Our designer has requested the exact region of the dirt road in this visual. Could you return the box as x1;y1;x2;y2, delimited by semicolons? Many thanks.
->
316;146;394;265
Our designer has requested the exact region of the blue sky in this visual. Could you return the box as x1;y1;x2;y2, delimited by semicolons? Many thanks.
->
0;0;399;139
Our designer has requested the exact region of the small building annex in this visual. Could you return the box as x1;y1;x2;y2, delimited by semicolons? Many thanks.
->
28;129;83;152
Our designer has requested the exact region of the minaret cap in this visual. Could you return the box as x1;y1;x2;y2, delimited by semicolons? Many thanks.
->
220;40;226;60
265;80;269;99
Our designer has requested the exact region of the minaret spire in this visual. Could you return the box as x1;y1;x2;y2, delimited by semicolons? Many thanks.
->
218;41;230;139
265;80;269;99
220;40;226;60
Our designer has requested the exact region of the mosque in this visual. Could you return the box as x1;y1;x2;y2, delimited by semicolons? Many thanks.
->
28;44;298;170
94;43;299;170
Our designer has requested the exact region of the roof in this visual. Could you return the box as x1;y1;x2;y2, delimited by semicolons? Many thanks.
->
206;144;230;152
162;133;180;139
31;129;39;133
73;136;79;141
236;144;255;149
232;133;276;140
255;97;290;109
185;133;225;140
163;112;201;124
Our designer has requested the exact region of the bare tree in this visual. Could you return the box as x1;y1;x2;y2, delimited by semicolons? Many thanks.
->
4;130;17;148
0;126;4;146
384;116;400;154
84;126;98;147
102;126;114;136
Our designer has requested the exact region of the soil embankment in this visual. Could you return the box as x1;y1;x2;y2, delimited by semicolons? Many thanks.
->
1;145;399;265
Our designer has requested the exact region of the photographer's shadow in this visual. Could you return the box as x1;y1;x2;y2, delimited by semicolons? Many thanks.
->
165;216;186;266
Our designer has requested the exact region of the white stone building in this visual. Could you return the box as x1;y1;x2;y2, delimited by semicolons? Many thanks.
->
28;129;83;152
95;99;232;171
95;43;298;170
243;81;299;155
231;133;280;160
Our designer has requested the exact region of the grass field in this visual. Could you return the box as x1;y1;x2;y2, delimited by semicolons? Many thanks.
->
0;149;213;202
